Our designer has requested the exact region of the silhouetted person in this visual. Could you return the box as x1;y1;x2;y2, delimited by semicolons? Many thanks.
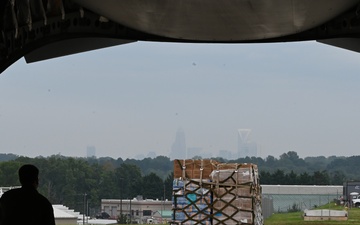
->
0;164;55;225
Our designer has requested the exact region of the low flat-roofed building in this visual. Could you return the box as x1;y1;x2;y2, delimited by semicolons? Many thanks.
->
53;205;81;225
85;219;118;225
262;185;343;195
101;197;172;223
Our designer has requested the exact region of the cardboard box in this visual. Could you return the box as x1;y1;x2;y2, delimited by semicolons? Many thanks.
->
213;196;253;211
210;163;259;185
174;159;216;179
213;185;253;198
213;209;253;225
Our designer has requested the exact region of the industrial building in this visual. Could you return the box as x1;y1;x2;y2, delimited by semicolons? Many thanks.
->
343;181;360;200
101;197;172;224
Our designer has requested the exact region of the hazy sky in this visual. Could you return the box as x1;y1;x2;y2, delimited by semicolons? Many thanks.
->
1;40;360;159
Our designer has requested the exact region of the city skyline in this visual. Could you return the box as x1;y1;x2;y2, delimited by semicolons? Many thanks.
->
87;128;255;160
1;42;360;159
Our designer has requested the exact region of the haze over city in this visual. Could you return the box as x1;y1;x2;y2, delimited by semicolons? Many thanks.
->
1;41;360;159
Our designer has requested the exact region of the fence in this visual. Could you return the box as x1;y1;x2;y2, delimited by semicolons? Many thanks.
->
262;193;339;219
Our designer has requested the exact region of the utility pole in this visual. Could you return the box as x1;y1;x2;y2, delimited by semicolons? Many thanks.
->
83;193;87;225
120;177;124;222
129;199;132;224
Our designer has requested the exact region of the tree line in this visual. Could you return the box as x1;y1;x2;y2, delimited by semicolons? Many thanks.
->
0;151;359;215
260;170;343;185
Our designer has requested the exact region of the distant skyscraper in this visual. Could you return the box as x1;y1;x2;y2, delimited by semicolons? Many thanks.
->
169;128;186;160
86;146;96;158
237;129;257;158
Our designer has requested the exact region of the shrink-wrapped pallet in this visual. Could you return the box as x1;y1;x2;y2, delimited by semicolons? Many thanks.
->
172;178;212;225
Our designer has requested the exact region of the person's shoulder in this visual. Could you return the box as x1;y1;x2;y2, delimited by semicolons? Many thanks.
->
36;193;54;213
36;192;52;204
0;188;22;200
1;188;21;196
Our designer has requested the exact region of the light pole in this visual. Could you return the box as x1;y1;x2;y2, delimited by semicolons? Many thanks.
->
129;198;132;224
83;193;87;225
163;184;166;210
119;177;124;222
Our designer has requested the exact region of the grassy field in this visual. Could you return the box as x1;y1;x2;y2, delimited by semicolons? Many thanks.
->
265;204;360;225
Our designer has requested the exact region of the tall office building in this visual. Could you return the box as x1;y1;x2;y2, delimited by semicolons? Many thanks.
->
237;129;257;158
169;128;186;160
86;146;96;158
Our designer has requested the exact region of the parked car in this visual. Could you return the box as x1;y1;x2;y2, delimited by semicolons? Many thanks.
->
95;212;111;219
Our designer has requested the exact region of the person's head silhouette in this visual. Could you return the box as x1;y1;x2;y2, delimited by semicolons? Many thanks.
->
18;164;39;188
0;164;55;225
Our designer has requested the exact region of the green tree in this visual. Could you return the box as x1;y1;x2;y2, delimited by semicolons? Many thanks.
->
0;161;21;186
312;171;330;185
116;163;142;199
142;172;164;199
164;172;173;200
298;172;312;185
286;170;298;185
272;169;286;184
330;170;346;185
260;171;271;184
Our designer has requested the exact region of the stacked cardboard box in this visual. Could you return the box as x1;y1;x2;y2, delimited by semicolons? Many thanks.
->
172;159;263;225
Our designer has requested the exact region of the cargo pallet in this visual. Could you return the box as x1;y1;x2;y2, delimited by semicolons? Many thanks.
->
171;159;263;225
